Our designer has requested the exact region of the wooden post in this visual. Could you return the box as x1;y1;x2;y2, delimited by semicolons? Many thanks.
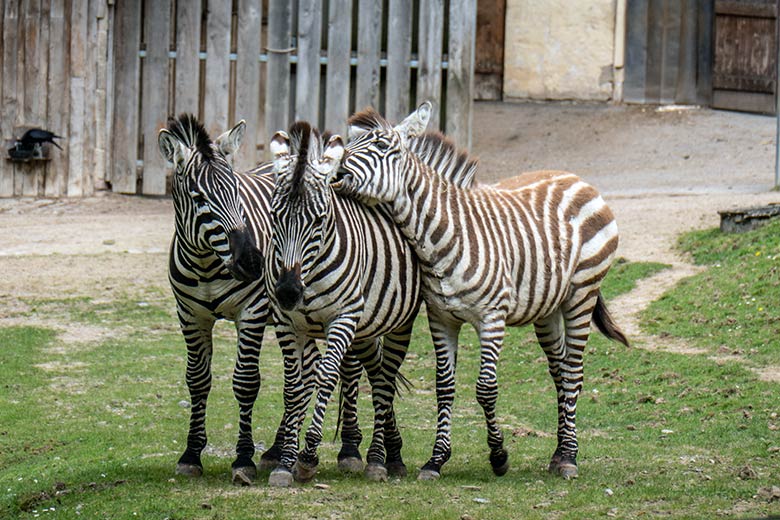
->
355;0;382;112
385;0;411;122
111;0;142;194
295;0;322;123
417;0;444;131
235;0;262;171
46;0;70;197
325;0;351;136
203;0;231;139
68;0;88;196
141;0;172;195
174;0;201;116
446;0;476;148
265;0;292;149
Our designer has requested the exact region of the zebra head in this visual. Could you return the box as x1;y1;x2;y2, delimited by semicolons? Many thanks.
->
333;101;432;204
158;114;264;282
268;122;344;311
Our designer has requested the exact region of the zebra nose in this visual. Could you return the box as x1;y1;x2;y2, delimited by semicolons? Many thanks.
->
275;263;303;311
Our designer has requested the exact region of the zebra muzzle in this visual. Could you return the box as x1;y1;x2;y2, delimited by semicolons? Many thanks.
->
275;263;304;311
226;228;264;282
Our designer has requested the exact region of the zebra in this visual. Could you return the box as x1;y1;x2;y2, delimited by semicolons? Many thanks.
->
264;112;479;487
334;102;630;481
157;114;365;485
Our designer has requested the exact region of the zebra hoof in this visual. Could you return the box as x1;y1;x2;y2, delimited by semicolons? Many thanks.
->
550;462;578;480
364;463;388;482
417;469;441;481
386;461;408;478
232;466;256;486
549;455;578;480
268;468;294;487
490;449;510;477
338;456;364;474
175;463;203;478
292;460;317;483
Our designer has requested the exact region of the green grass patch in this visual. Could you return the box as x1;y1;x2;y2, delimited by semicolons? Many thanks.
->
1;260;777;519
643;219;780;366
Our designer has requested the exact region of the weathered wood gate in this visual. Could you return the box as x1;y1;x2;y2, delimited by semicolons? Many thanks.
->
712;0;779;115
0;0;476;197
114;0;477;195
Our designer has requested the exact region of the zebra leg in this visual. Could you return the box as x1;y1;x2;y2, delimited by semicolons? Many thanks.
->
262;340;321;473
294;319;357;483
337;351;365;473
229;317;265;486
268;329;317;487
475;317;509;476
381;323;414;478
176;313;215;477
419;315;462;480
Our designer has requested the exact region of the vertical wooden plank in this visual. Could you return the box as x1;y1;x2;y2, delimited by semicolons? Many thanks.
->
474;0;506;101
111;0;142;194
46;0;69;197
21;0;45;196
623;0;649;103
0;0;9;197
295;0;322;122
644;0;664;103
174;0;201;115
324;0;351;136
355;0;382;111
93;0;110;191
68;0;88;196
386;0;411;122
660;0;682;104
446;0;476;149
203;0;231;138
265;0;292;143
676;0;699;103
417;0;444;130
235;0;262;171
696;0;714;104
141;0;171;195
83;0;99;194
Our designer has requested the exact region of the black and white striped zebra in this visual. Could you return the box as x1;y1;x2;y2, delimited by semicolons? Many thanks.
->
158;114;365;485
335;102;629;480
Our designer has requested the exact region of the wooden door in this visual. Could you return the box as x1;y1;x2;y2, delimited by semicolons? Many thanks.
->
712;0;779;114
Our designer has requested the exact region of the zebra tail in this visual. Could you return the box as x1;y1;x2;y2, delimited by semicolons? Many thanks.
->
592;291;630;347
394;370;414;397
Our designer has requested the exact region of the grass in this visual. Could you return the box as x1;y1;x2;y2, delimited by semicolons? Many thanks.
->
1;248;778;519
643;219;780;367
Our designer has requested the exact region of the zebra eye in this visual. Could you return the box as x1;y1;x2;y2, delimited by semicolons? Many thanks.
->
375;140;390;151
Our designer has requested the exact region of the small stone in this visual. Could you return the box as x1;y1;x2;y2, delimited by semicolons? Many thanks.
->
314;483;331;490
178;400;189;408
661;429;674;435
472;497;489;504
605;488;614;497
626;425;636;431
103;239;115;246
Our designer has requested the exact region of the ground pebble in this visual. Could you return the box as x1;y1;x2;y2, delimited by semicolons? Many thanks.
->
605;488;614;497
472;498;489;504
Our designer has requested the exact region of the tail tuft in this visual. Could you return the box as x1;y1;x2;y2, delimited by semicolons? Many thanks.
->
592;291;630;347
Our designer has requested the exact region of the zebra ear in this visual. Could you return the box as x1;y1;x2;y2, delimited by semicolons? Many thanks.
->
316;135;344;177
216;120;246;157
158;129;185;168
394;101;433;140
270;131;291;172
348;124;369;141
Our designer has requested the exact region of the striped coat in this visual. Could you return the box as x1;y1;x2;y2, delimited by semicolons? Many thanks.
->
336;103;628;480
159;114;364;485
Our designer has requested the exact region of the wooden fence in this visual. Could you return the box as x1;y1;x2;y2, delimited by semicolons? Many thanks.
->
0;0;477;197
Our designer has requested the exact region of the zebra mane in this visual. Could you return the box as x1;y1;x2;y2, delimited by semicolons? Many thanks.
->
166;113;214;161
286;121;322;200
408;131;478;189
347;107;392;131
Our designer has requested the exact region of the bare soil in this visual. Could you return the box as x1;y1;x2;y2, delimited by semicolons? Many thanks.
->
1;101;778;370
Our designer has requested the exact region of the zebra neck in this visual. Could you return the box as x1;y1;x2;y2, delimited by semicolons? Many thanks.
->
389;155;463;268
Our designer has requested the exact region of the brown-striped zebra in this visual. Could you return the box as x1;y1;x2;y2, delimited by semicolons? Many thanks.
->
335;102;629;480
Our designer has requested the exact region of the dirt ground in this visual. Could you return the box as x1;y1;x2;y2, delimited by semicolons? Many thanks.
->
1;101;778;361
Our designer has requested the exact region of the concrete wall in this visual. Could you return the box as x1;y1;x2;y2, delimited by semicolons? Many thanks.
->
503;0;619;101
